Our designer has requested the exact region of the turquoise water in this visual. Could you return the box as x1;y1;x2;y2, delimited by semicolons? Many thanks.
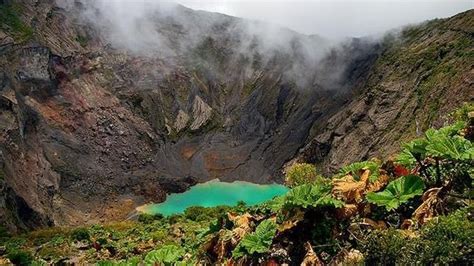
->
138;180;289;216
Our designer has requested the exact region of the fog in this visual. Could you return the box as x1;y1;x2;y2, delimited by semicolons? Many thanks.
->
61;0;336;59
178;0;473;39
56;0;471;88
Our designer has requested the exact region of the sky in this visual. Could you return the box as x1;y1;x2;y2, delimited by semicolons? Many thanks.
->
176;0;473;39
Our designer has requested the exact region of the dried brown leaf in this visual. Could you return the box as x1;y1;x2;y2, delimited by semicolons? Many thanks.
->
228;212;254;245
334;204;359;220
332;170;390;204
278;210;305;233
413;187;445;225
400;219;414;230
367;174;390;192
301;242;324;266
332;170;370;203
360;218;386;230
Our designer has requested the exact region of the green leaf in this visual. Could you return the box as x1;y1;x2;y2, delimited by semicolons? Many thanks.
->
266;195;286;212
435;121;466;137
283;184;344;209
426;135;473;161
396;121;472;166
396;148;417;168
396;139;428;167
232;219;277;258
144;245;185;265
366;175;425;211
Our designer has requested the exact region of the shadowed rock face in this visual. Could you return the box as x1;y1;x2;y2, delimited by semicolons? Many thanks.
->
0;1;472;231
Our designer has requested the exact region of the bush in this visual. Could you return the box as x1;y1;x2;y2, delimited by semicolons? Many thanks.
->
412;208;474;264
450;102;474;123
137;213;163;224
71;228;90;241
184;206;209;221
362;228;409;265
361;208;474;265
184;205;232;221
7;250;33;266
285;163;318;187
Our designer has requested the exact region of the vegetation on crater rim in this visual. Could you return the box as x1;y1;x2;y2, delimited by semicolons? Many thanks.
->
1;103;472;265
0;3;33;42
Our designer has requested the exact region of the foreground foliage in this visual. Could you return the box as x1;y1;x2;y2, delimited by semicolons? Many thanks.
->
366;175;425;210
362;208;473;265
1;108;473;265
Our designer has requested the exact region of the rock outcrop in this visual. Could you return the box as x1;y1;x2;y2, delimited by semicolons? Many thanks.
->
190;95;213;131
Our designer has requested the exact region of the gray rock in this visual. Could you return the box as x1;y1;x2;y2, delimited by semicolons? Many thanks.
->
190;95;213;131
174;109;190;132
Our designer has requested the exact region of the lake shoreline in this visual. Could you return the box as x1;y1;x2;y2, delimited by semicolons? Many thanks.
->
136;179;289;216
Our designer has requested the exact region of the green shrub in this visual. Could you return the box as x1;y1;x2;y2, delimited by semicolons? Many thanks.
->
184;205;232;221
7;250;33;266
49;235;65;246
71;228;90;241
184;206;213;221
285;163;319;187
361;208;474;265
450;102;474;123
137;213;163;224
413;208;474;264
37;246;64;260
362;228;408;265
75;34;88;47
4;237;26;251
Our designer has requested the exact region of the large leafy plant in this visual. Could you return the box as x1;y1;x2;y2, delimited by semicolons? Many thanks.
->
283;183;344;209
366;175;425;211
232;219;277;258
396;121;473;188
397;122;468;165
144;245;185;265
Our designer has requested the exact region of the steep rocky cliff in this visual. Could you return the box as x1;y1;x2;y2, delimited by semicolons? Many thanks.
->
0;0;472;231
297;11;474;172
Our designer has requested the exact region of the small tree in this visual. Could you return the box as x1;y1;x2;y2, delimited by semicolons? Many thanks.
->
285;163;318;187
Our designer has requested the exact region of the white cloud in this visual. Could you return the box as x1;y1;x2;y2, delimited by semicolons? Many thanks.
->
176;0;473;39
